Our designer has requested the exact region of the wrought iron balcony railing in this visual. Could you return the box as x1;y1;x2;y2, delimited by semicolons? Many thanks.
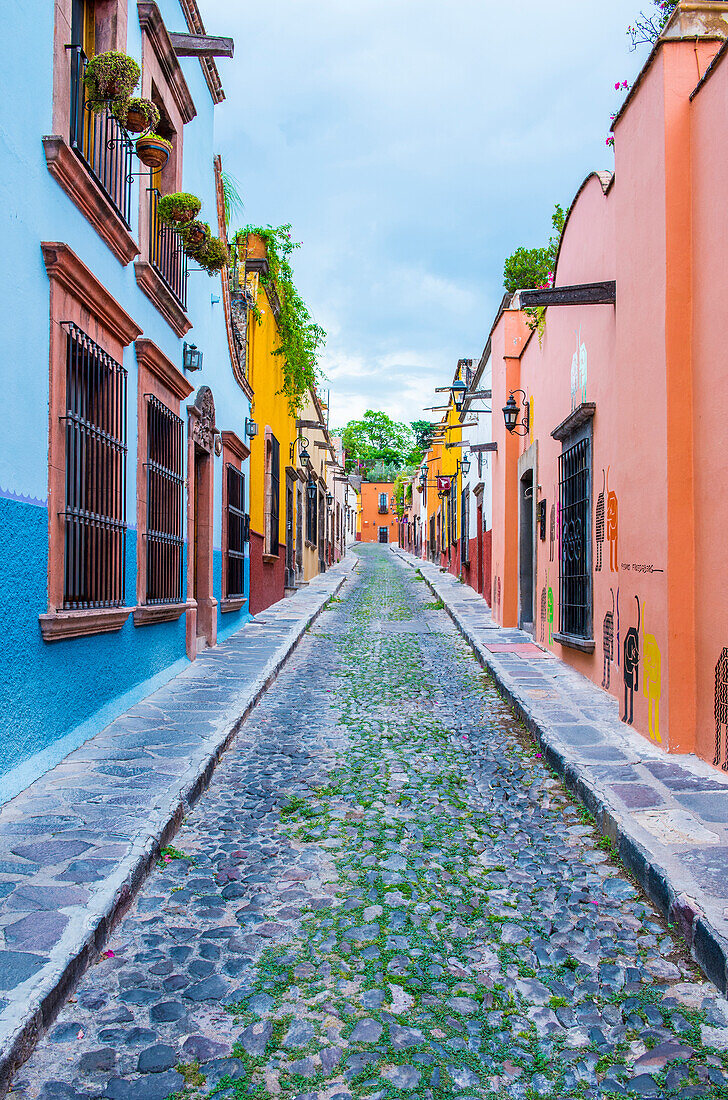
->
149;188;188;309
68;45;133;227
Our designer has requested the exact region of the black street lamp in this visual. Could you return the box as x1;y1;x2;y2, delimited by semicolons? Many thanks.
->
451;377;467;411
307;479;317;503
457;454;471;477
502;390;530;436
326;490;333;506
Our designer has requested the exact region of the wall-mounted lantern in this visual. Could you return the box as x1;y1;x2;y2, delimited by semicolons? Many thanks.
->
306;478;317;503
183;342;203;372
245;417;258;438
291;435;310;463
326;490;333;506
451;377;467;411
457;454;471;477
502;390;530;436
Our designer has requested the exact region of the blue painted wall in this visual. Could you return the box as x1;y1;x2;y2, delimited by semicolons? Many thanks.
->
0;0;251;798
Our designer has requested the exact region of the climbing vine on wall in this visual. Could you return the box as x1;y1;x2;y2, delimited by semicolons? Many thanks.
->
233;224;326;414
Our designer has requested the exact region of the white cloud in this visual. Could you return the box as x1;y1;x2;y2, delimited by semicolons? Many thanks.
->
208;0;644;424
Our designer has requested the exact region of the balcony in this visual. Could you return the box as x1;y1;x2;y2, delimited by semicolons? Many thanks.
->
149;188;188;310
68;45;133;227
378;505;389;514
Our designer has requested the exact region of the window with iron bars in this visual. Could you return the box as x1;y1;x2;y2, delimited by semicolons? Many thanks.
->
61;322;127;609
558;436;592;638
148;188;188;309
226;464;248;598
449;478;457;547
461;488;469;565
268;435;280;556
144;395;184;604
306;482;317;544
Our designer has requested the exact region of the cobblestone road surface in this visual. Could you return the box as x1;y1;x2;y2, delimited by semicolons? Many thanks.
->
11;546;728;1100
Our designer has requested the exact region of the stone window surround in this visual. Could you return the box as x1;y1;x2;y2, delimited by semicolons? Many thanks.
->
134;1;196;337
132;338;193;627
220;430;250;613
39;242;142;643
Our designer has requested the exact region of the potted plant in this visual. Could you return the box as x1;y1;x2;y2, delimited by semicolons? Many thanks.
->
158;193;202;227
239;231;267;261
84;51;140;111
112;96;159;134
182;221;210;251
135;133;172;169
196;237;229;275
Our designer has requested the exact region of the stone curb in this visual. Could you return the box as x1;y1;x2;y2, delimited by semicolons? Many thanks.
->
393;548;728;998
0;559;356;1096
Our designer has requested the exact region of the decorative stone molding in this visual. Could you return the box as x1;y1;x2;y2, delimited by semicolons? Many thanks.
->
43;137;140;266
137;2;196;123
133;601;192;626
220;430;250;461
41;243;142;345
40;607;133;642
188;386;217;453
134;260;192;337
177;0;226;103
135;339;193;401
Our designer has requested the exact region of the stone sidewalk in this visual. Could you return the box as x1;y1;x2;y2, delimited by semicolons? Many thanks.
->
393;548;728;998
0;558;355;1092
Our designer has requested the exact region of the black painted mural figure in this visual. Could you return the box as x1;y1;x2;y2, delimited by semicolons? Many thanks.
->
714;648;728;770
602;588;615;689
595;468;605;572
622;596;640;725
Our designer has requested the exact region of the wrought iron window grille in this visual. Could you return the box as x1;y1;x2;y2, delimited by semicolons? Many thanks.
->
558;436;592;638
67;45;134;227
226;463;247;598
60;322;127;610
148;187;188;309
143;394;184;605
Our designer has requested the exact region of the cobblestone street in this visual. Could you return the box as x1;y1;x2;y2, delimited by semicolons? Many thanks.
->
12;546;728;1100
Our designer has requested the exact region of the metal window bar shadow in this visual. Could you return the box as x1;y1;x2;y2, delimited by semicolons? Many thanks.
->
226;463;247;598
60;322;127;610
144;395;184;604
148;188;188;309
68;45;133;226
558;436;591;637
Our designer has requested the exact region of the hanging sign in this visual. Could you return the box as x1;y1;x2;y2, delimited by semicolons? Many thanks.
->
436;476;452;494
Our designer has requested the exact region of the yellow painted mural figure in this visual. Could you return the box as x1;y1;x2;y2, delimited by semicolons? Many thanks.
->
642;604;662;743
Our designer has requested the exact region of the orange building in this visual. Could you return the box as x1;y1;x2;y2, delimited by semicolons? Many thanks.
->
358;482;399;544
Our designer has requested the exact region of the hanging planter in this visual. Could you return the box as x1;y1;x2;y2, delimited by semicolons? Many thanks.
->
182;221;210;252
84;51;140;112
158;192;202;227
112;96;160;134
135;133;172;169
240;232;267;261
195;237;229;275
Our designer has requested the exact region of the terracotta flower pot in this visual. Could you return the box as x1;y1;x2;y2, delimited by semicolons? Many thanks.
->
124;107;149;134
185;222;207;245
244;233;267;260
135;135;170;169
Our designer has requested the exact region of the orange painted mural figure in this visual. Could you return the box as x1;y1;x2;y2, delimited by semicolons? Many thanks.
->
606;467;618;572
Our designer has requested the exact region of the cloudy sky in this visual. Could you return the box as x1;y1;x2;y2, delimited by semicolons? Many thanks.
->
208;0;648;429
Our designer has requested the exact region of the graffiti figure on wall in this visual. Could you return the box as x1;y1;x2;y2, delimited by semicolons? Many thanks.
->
642;605;662;743
602;588;616;689
616;589;620;669
622;596;640;725
570;329;587;410
546;573;554;645
595;469;606;572
549;502;555;562
607;469;619;572
714;649;728;770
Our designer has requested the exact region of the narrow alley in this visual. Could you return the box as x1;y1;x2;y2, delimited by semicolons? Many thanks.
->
10;546;727;1100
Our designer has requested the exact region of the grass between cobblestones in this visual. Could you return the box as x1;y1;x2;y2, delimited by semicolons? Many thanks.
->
11;547;728;1100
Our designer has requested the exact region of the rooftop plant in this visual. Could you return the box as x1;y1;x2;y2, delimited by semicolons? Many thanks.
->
503;204;566;341
233;224;325;414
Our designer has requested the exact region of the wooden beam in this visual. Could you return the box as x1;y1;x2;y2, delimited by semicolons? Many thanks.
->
467;389;491;400
469;442;498;453
519;281;616;307
169;32;234;58
296;418;325;430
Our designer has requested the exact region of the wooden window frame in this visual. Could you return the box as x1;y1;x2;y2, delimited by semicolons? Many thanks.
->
221;430;250;612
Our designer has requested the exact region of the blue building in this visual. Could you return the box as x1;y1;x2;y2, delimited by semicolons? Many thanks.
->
0;0;252;800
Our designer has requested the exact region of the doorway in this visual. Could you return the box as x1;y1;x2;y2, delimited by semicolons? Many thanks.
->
378;527;388;544
519;470;535;633
186;387;218;658
285;474;295;589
